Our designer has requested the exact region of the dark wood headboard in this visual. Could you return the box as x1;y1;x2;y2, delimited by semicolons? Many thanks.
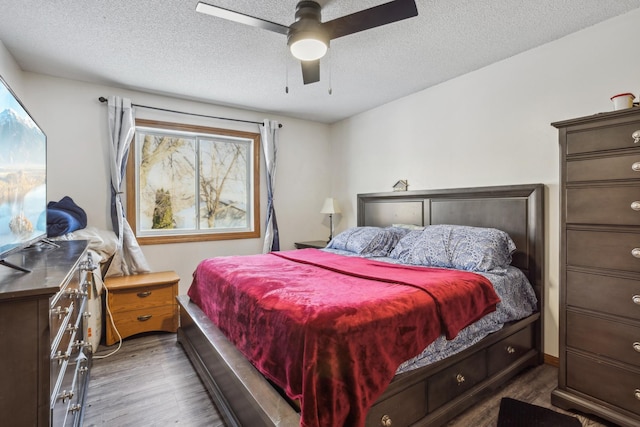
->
357;184;545;312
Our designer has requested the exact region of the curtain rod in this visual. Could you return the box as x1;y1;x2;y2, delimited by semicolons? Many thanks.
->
98;97;282;128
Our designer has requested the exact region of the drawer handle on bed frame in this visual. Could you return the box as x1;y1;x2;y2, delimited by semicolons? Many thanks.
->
380;414;392;427
633;162;640;171
137;291;152;298
632;202;640;211
137;314;153;322
633;130;640;144
456;373;465;385
632;248;640;259
633;342;640;352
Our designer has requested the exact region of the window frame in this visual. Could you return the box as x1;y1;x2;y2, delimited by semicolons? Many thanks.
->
126;119;260;245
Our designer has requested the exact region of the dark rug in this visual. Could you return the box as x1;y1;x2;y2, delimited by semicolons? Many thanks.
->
497;398;582;427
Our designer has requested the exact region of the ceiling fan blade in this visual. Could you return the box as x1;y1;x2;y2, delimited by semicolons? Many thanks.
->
323;0;418;40
196;2;288;35
301;60;320;85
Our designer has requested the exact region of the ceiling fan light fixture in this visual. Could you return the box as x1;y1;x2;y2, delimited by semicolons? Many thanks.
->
289;36;328;61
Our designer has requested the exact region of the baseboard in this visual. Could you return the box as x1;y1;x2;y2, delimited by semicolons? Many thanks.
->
543;353;559;367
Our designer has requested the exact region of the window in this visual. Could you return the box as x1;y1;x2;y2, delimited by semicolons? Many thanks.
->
127;119;260;244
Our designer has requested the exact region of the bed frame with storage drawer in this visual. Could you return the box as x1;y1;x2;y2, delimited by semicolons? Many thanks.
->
177;183;544;427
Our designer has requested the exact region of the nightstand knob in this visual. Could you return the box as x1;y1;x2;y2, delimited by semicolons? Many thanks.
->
456;373;465;385
506;346;516;354
632;248;640;259
633;342;640;353
380;414;392;427
633;295;640;305
632;201;640;211
633;130;640;144
137;314;153;322
137;291;152;298
635;389;640;400
633;162;640;172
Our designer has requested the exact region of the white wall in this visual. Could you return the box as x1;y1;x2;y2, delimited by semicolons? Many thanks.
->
0;63;332;294
330;8;640;358
0;40;24;96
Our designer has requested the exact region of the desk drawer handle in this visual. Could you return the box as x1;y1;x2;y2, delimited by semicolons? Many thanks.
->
632;202;640;211
633;162;640;171
633;130;640;144
137;291;152;298
632;248;640;259
633;295;640;305
634;342;640;353
137;314;153;322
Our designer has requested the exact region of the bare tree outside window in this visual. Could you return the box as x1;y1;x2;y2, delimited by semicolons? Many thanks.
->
127;119;260;244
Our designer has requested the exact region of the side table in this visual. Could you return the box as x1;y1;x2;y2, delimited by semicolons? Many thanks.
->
294;240;328;249
104;271;179;345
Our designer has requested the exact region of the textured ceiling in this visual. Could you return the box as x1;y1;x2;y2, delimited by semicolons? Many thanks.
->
2;0;640;123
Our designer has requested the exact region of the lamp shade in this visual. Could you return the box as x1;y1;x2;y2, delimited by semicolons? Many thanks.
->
320;198;341;214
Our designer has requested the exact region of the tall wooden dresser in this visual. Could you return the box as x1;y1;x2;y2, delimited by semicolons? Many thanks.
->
0;240;94;427
552;108;640;426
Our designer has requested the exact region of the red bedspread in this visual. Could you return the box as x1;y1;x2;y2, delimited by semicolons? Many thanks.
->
188;249;499;427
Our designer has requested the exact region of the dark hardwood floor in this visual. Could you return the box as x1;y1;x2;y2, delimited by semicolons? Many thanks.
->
83;333;617;427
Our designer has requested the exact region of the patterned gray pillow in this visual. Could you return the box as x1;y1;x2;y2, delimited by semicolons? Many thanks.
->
327;226;409;257
389;224;516;271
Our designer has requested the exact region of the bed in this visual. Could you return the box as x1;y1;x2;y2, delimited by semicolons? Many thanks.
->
176;183;544;427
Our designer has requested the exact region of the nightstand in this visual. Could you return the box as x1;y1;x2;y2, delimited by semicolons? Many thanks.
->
294;240;328;249
104;271;179;345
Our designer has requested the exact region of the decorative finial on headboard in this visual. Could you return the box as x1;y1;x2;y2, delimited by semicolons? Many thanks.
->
393;180;408;192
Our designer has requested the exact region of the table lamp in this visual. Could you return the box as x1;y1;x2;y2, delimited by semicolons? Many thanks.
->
320;198;341;242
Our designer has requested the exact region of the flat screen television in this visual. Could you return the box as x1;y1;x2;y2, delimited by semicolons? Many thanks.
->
0;74;47;272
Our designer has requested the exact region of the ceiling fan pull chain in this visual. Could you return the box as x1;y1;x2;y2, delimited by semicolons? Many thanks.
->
328;48;332;95
285;49;289;94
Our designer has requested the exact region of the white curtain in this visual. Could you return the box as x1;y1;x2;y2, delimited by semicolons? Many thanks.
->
261;119;280;253
107;96;150;275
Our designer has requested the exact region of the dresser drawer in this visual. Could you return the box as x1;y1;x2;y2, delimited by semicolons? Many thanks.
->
366;381;426;427
567;229;640;273
111;304;178;339
487;325;534;376
108;283;175;313
567;311;640;367
567;186;640;226
566;121;640;155
567;153;640;182
428;349;487;411
567;352;640;416
567;270;640;319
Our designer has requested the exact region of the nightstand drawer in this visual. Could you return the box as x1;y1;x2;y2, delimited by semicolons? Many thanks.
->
104;271;180;345
110;305;178;340
108;283;175;314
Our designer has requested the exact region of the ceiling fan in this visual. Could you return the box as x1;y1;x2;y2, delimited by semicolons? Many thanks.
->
196;0;419;85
